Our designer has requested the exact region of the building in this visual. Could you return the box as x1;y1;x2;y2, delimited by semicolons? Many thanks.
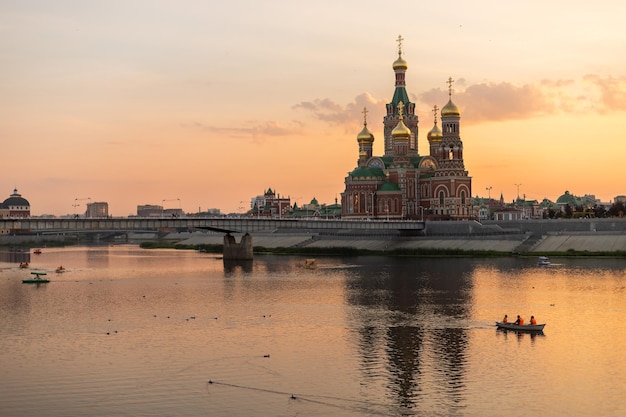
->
0;188;30;219
137;204;163;217
251;188;291;218
341;37;472;220
85;202;109;218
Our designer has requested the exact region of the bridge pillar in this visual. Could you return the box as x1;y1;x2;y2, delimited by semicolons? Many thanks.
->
223;233;253;260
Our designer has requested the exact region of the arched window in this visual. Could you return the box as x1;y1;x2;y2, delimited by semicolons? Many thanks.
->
439;191;445;205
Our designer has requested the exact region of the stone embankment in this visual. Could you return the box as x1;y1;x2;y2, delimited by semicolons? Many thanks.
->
178;218;626;254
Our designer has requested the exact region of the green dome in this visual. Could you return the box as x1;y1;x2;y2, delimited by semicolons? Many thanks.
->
377;182;401;192
1;189;29;208
349;166;385;179
556;191;577;205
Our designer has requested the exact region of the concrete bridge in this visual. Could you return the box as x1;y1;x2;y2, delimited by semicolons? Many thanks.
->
0;217;425;260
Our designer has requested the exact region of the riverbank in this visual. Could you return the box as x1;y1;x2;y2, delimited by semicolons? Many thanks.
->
3;218;625;256
168;229;626;257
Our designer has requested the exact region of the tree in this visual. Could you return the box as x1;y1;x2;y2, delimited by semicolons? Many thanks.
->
563;204;573;218
592;204;606;218
607;201;625;217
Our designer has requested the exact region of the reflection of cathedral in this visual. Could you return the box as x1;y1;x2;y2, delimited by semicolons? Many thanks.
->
341;36;472;220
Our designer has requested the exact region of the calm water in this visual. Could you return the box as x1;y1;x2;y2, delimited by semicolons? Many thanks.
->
1;245;625;416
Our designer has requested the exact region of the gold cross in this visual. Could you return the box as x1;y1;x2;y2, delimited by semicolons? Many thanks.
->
362;107;368;125
447;77;455;97
432;105;439;123
397;101;405;119
396;35;404;55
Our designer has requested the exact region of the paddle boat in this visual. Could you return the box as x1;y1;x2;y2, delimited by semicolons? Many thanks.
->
19;262;29;268
33;249;42;255
55;265;66;273
22;271;50;284
537;256;550;266
496;321;545;332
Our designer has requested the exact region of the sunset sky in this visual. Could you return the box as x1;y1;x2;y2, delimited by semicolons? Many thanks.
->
2;1;625;216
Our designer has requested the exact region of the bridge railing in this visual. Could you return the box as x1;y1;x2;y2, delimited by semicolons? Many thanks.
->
1;217;425;234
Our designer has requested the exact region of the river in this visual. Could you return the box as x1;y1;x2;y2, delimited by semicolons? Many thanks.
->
1;245;625;416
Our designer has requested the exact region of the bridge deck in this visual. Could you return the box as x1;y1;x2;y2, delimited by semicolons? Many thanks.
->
1;217;425;234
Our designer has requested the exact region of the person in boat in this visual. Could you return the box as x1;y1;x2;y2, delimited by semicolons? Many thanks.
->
514;315;524;325
502;314;508;324
530;315;537;325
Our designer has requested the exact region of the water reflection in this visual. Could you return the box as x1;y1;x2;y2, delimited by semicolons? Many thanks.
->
0;248;30;264
345;257;473;411
223;259;253;274
496;328;546;343
2;247;625;416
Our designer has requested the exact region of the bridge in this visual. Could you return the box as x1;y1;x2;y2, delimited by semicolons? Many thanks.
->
1;217;425;260
1;217;424;234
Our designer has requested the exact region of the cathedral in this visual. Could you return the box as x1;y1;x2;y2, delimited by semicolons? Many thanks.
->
341;36;472;220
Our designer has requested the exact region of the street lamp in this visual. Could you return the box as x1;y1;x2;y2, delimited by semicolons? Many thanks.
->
73;197;91;217
486;186;492;201
162;198;181;217
514;183;522;200
417;205;424;221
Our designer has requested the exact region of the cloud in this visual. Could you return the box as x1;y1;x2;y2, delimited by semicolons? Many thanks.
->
418;75;626;124
184;120;304;143
582;74;626;113
198;75;626;140
292;92;387;132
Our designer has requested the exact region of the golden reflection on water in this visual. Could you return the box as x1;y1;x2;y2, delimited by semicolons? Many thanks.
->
0;247;625;416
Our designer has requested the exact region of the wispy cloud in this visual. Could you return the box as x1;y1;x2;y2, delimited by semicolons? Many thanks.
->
582;74;626;113
296;75;626;128
425;75;626;124
183;75;626;144
292;93;387;132
184;120;304;143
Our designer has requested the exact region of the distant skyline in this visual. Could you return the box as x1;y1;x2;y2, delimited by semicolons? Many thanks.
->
2;1;625;216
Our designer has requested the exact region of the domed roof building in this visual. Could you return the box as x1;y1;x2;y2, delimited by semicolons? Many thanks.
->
0;188;31;218
341;36;472;220
556;190;578;206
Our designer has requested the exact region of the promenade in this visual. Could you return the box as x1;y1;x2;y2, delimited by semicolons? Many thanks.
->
176;218;626;254
2;217;625;254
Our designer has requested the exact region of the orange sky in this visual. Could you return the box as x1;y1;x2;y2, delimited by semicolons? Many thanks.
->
2;1;625;216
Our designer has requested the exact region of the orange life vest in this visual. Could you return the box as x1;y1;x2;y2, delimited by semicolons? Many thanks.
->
519;318;525;325
530;317;537;325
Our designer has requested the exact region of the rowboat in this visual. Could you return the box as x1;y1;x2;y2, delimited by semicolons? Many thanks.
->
496;321;545;332
23;271;50;284
296;259;317;269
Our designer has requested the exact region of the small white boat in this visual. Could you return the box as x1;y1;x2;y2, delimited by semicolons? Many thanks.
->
496;321;545;332
537;256;550;266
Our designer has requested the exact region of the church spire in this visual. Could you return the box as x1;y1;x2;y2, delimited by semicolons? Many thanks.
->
385;35;418;155
357;107;374;165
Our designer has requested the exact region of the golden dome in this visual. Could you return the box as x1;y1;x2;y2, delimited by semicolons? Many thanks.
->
357;125;374;143
441;99;460;116
392;54;408;71
391;119;411;139
427;123;442;142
